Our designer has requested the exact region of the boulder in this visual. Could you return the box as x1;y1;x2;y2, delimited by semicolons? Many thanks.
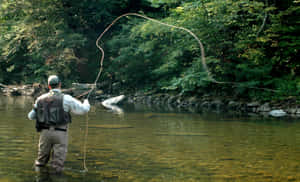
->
201;101;210;108
101;95;125;114
72;83;95;89
247;102;260;107
167;96;177;105
269;110;287;117
210;100;224;110
286;108;297;114
257;103;271;112
188;97;199;106
228;101;239;109
0;83;7;89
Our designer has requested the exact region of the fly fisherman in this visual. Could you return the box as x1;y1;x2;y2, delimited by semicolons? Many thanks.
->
28;75;90;174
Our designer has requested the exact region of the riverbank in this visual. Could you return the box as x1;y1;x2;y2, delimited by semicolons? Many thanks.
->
125;93;300;118
1;84;299;118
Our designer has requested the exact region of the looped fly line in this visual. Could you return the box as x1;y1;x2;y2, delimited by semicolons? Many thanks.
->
81;11;281;172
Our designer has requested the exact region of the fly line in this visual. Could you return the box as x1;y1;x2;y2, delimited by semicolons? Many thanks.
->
81;11;280;172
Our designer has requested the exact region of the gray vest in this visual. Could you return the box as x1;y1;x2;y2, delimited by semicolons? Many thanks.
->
36;92;71;126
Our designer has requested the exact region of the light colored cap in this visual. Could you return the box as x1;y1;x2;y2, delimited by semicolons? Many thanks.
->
48;75;60;86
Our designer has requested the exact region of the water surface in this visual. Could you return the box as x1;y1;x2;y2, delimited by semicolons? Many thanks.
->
0;95;300;182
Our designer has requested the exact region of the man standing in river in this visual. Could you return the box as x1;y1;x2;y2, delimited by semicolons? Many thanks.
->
28;75;90;174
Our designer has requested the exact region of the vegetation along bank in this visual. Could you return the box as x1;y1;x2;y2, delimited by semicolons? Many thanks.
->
0;0;299;112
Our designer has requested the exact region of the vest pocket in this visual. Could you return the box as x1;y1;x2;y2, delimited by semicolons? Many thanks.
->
37;108;47;123
49;107;59;124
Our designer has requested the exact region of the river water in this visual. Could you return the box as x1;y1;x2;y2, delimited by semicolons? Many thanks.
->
0;95;300;182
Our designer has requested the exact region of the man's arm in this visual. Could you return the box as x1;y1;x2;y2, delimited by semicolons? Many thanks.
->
28;99;38;120
63;95;90;115
27;94;47;120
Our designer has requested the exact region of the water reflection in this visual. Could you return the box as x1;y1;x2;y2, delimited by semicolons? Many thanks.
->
35;167;64;182
1;95;300;182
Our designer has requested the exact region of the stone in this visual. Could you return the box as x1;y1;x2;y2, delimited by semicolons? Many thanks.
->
269;109;287;117
201;101;210;108
228;101;239;109
95;90;103;95
10;88;22;96
101;95;125;114
32;83;44;96
286;108;297;114
167;96;177;105
247;101;260;107
211;100;224;110
111;82;121;92
72;83;95;89
188;97;199;106
0;83;7;88
258;103;271;112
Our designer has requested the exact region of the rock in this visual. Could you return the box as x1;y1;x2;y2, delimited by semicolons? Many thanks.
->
210;100;224;110
32;83;44;96
176;96;183;105
10;88;22;96
102;95;125;114
257;103;271;112
188;97;199;106
201;101;210;108
269;110;287;117
286;108;297;114
0;83;7;88
228;101;239;109
111;82;121;93
153;94;165;105
246;101;260;112
247;101;260;107
72;83;95;89
94;90;103;96
167;96;177;105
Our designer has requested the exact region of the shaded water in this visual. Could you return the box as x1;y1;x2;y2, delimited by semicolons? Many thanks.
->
0;95;300;182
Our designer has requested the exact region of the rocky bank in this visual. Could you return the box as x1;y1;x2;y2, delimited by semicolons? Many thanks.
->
0;83;299;118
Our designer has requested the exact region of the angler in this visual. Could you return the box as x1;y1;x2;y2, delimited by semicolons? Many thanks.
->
28;75;90;174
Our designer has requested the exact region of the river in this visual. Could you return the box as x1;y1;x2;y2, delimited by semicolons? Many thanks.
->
0;95;300;182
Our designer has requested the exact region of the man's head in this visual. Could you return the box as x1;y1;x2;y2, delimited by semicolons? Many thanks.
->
48;75;61;89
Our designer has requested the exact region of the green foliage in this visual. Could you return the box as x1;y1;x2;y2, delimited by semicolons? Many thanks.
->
105;0;299;99
0;0;298;100
0;0;153;85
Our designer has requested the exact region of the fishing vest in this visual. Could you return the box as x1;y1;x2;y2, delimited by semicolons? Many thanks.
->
36;92;71;126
